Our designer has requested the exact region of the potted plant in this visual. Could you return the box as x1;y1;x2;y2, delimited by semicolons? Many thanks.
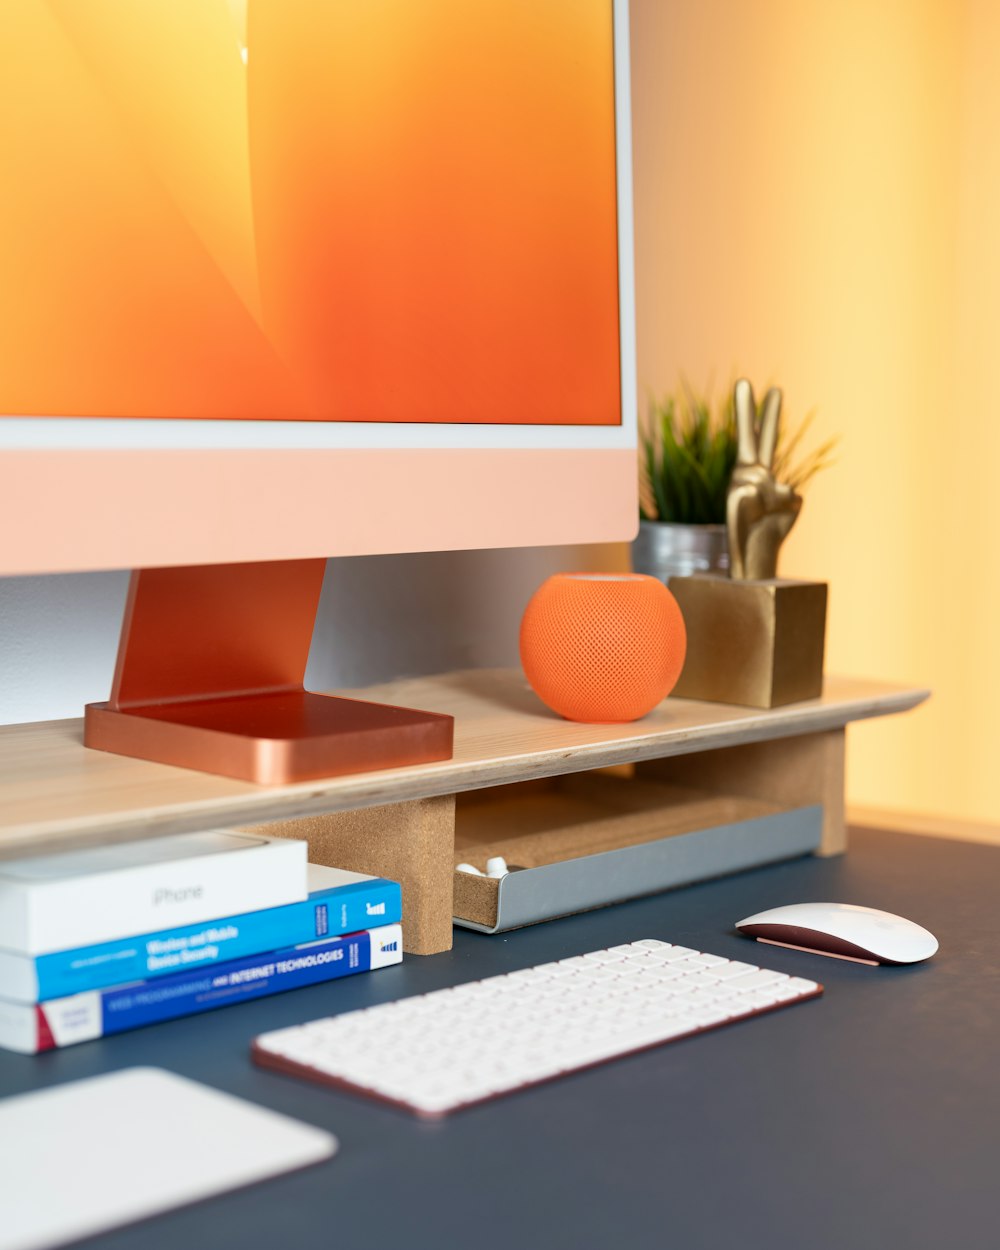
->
632;382;835;582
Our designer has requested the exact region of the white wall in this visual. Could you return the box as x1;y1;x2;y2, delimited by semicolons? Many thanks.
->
0;544;627;724
0;570;129;723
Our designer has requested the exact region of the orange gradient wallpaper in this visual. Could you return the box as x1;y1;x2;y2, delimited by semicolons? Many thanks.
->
0;0;621;424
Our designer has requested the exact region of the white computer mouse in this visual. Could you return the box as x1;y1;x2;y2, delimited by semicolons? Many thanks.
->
735;902;938;965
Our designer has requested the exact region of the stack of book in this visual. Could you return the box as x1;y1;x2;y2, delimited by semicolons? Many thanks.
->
0;830;402;1054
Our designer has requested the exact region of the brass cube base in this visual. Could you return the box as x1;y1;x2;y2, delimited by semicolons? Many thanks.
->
670;575;828;708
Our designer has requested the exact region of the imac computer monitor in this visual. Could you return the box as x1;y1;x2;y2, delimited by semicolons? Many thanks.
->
0;0;638;781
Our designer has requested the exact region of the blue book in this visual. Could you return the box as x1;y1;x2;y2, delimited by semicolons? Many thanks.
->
0;924;403;1053
0;866;401;1004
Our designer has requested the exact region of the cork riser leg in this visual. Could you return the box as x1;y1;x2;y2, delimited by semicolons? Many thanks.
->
248;795;456;955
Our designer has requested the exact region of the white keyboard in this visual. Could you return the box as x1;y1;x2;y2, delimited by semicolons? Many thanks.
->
252;939;822;1118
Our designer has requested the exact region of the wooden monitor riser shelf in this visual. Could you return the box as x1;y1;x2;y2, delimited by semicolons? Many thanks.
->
0;670;928;955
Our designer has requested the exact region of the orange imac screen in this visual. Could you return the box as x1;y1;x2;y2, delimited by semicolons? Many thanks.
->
0;1;621;425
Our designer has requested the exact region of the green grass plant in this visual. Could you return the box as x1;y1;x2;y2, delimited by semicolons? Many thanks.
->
639;383;836;524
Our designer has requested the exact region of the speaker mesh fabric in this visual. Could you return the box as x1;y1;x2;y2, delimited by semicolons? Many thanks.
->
519;574;687;722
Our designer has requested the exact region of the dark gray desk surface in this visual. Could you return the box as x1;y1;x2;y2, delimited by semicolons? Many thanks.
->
2;828;998;1250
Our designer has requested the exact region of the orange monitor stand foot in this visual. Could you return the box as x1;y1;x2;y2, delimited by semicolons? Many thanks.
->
84;561;454;785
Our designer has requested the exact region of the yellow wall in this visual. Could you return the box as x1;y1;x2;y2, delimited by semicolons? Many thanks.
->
630;0;999;830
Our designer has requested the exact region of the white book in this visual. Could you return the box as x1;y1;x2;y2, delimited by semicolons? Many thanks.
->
0;831;307;956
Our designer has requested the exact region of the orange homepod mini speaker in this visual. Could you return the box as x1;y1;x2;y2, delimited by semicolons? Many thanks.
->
519;573;687;723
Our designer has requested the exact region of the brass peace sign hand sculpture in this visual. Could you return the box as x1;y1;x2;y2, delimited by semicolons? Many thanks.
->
726;379;801;580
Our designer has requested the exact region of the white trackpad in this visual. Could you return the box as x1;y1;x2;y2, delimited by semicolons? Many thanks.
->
0;1067;337;1250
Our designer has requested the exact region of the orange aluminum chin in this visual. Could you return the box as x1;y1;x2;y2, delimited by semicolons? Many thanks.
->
84;560;454;784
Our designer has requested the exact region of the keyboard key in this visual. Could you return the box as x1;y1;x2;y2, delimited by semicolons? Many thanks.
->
679;971;724;990
711;961;759;980
741;989;784;1010
657;945;698;961
644;966;688;984
728;970;789;992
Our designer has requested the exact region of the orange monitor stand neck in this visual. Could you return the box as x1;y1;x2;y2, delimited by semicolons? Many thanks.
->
84;560;453;785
